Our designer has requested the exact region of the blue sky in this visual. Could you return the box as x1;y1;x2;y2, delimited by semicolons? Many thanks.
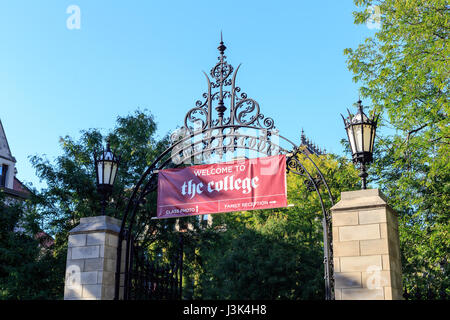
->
0;1;376;190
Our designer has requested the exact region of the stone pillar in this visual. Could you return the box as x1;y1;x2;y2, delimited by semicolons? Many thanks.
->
64;216;122;300
331;189;403;300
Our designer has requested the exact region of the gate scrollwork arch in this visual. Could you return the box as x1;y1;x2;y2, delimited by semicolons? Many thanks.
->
114;38;335;300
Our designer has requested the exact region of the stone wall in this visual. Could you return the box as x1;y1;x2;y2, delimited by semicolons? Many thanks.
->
64;216;124;300
331;189;403;300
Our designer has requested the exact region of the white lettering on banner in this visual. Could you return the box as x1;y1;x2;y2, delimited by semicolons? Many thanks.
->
181;176;260;199
193;164;246;177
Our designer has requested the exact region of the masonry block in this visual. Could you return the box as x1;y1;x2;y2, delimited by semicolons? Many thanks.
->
390;269;403;289
340;255;382;272
334;241;360;257
342;288;384;300
382;255;390;270
362;270;391;288
103;285;116;300
66;259;84;273
86;232;106;245
360;238;389;256
68;234;86;247
106;233;119;247
332;211;359;227
332;227;339;242
104;258;117;273
80;271;98;285
100;245;118;260
102;271;116;286
64;284;83;300
384;287;393;300
386;207;399;231
71;246;100;260
334;257;340;273
339;224;380;242
358;208;386;225
335;272;362;288
84;258;104;272
380;223;388;239
82;284;102;299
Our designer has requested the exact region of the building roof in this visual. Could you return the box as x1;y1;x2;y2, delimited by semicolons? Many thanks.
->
300;129;326;156
0;119;15;163
0;118;29;199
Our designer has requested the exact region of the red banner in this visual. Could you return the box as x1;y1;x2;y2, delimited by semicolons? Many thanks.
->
156;155;287;219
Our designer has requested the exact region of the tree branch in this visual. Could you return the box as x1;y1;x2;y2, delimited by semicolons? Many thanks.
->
407;123;429;139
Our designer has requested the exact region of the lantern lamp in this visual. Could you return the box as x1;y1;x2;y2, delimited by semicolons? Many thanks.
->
94;139;120;214
341;100;379;189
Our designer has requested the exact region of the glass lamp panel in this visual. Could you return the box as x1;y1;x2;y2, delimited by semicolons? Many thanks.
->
98;160;113;185
352;123;364;153
363;124;374;152
346;126;357;155
109;163;118;185
97;162;103;184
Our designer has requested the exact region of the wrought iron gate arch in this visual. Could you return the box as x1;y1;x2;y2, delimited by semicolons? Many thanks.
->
114;38;336;300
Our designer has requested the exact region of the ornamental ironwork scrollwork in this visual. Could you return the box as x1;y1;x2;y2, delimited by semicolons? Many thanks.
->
305;176;323;192
185;107;208;132
286;155;306;177
169;127;287;166
180;37;276;136
211;59;233;87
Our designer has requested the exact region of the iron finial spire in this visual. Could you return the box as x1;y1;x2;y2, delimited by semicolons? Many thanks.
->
356;99;364;115
106;137;111;152
218;31;226;55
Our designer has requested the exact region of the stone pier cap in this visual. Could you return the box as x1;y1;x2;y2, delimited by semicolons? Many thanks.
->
69;216;121;235
331;189;391;212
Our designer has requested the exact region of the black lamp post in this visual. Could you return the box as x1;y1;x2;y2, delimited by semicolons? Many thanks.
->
94;139;120;215
341;100;379;189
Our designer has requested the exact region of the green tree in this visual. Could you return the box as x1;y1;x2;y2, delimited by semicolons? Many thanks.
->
28;109;174;299
0;192;61;299
344;0;449;299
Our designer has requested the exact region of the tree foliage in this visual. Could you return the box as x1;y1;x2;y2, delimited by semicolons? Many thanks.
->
0;192;61;299
345;0;449;299
24;109;173;299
